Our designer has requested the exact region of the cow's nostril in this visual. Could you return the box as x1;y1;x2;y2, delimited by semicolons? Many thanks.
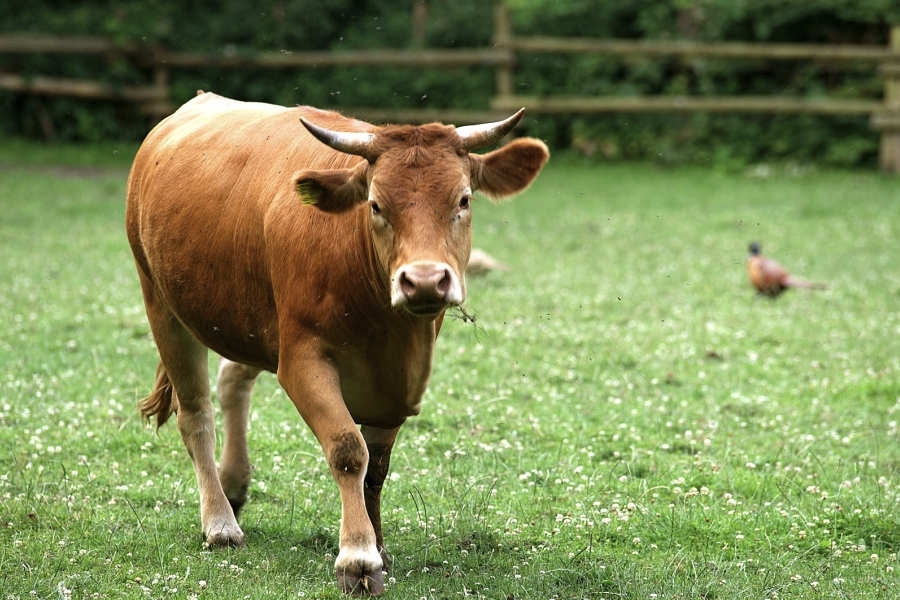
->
436;269;451;296
399;271;416;297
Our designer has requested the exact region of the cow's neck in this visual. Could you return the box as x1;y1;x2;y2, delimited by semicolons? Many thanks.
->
315;209;438;425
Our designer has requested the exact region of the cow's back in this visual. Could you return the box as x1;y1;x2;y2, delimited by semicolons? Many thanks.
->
126;93;370;370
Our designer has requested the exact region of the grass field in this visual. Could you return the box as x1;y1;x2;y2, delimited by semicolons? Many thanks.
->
1;142;899;599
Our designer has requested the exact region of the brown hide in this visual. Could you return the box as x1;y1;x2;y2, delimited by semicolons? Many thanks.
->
127;96;373;373
126;92;548;595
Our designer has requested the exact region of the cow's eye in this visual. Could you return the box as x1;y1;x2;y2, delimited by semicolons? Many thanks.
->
370;201;381;215
459;195;471;209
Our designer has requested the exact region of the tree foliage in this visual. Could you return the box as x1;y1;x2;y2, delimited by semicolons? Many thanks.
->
1;0;896;166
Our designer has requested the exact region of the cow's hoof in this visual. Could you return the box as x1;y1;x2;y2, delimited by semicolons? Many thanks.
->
336;567;384;597
204;522;245;548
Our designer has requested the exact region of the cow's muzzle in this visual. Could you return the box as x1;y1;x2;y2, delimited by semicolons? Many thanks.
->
391;261;463;316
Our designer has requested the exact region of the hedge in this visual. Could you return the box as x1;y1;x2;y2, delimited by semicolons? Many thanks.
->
2;0;898;167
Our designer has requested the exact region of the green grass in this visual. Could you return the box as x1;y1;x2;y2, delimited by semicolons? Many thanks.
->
1;143;900;599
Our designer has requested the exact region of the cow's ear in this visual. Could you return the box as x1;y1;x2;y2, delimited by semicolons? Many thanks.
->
293;161;368;213
469;138;549;200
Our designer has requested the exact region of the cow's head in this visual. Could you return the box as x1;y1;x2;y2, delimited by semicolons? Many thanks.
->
294;110;548;318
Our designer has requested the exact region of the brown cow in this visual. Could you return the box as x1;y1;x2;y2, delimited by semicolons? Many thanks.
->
125;92;548;596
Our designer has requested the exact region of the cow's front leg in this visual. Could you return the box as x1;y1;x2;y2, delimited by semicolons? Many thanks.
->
361;425;400;572
279;357;384;597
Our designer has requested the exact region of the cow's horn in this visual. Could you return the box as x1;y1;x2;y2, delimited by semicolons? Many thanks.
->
456;108;525;151
300;118;375;157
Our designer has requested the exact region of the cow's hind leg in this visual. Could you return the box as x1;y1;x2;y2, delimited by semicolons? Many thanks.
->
361;425;400;573
139;273;244;547
216;357;261;516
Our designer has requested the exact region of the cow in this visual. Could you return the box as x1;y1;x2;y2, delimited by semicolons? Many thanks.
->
125;92;548;596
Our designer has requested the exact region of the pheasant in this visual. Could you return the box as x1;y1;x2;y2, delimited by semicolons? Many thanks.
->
746;241;826;298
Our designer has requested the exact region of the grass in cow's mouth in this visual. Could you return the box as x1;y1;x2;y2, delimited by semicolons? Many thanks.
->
448;304;477;325
2;143;900;598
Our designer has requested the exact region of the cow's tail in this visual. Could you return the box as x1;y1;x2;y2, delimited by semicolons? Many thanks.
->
139;361;179;429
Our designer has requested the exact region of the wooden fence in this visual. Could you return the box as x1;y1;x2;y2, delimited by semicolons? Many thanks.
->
2;1;900;170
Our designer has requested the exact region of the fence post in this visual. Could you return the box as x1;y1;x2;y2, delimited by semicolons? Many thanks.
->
493;0;512;99
144;44;171;123
879;25;900;173
412;1;427;48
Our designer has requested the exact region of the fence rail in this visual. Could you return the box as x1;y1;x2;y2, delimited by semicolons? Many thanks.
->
505;36;900;63
0;73;165;103
0;35;142;55
492;95;884;115
1;1;900;170
163;48;514;69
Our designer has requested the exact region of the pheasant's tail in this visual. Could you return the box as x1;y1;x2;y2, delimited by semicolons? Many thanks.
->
783;276;827;290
